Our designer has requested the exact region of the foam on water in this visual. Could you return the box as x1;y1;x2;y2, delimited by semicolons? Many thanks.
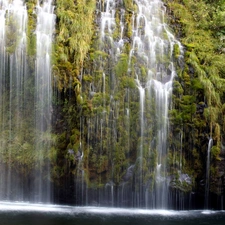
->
0;201;177;215
0;201;224;217
201;210;217;215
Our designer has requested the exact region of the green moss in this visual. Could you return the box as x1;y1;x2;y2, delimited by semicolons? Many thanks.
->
115;54;129;77
123;0;137;12
54;0;96;89
26;1;36;56
120;77;136;89
211;146;221;160
173;43;180;59
173;80;184;95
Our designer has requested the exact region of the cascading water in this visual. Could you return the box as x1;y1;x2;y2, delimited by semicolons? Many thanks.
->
127;0;182;208
0;0;55;203
0;0;28;201
82;0;183;208
83;0;127;206
34;0;55;202
205;138;213;209
0;0;222;211
0;0;185;208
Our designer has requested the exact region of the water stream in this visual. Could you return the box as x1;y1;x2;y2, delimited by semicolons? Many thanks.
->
205;138;213;209
0;0;222;211
126;0;182;208
34;0;55;203
0;0;55;203
83;0;184;208
0;0;28;201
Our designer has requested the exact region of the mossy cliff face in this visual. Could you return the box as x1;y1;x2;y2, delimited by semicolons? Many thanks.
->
0;0;224;208
51;0;225;208
0;0;56;200
165;0;225;207
0;0;36;182
47;0;225;208
51;0;139;204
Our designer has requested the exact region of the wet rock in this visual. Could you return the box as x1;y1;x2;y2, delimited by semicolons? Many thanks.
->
179;173;192;184
170;173;192;192
67;149;82;161
196;102;207;114
122;165;135;181
68;149;74;155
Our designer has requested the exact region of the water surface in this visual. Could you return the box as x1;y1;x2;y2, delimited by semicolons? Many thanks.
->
0;202;224;225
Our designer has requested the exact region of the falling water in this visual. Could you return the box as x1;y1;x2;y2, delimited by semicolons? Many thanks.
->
136;79;145;207
83;0;183;208
84;0;126;206
0;0;55;202
128;0;182;208
205;138;213;209
34;0;55;202
100;0;115;41
0;0;28;201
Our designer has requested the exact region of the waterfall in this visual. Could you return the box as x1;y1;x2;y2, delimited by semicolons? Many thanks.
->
0;0;28;201
0;0;55;202
82;0;183;208
205;138;213;209
1;0;220;210
128;0;181;208
84;0;126;206
136;79;145;207
34;0;55;202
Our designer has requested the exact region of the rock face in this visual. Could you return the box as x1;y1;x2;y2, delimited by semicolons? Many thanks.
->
122;165;135;182
0;0;225;210
50;0;225;210
214;148;225;196
169;173;192;192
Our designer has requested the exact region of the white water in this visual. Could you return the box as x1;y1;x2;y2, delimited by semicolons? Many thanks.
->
84;0;126;206
34;0;55;202
0;201;224;217
100;0;116;42
0;0;55;203
82;0;184;208
129;0;182;208
0;202;224;225
136;78;145;206
0;0;28;201
205;138;213;208
0;0;186;208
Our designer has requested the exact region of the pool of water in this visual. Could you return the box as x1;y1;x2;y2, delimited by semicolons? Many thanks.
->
0;202;224;225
